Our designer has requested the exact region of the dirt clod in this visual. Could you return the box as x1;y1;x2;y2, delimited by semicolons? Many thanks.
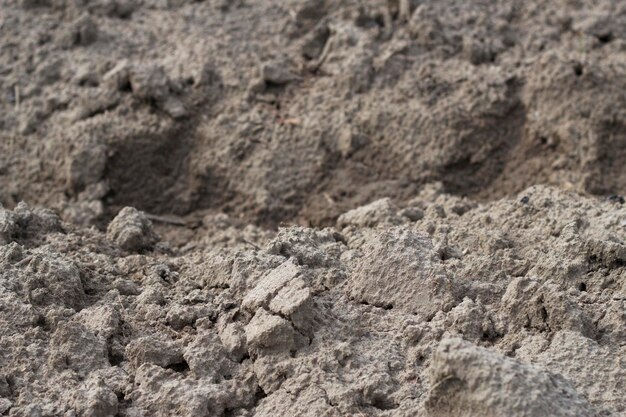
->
106;207;158;252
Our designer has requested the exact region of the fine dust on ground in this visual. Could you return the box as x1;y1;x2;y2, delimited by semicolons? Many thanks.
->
0;1;625;417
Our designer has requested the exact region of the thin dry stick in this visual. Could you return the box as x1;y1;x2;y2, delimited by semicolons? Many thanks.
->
383;3;393;37
242;238;261;250
308;34;334;73
145;213;187;226
117;294;129;338
399;0;411;21
14;85;20;111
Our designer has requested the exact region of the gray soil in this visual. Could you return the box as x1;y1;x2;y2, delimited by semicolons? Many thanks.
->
0;1;625;416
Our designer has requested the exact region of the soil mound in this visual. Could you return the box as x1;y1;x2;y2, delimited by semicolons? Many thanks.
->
2;0;626;227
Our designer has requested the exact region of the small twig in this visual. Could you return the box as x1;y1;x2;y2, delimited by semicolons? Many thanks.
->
117;294;129;338
242;238;261;250
382;5;393;37
428;375;458;393
145;213;187;226
14;85;20;111
278;117;301;126
14;255;33;268
308;34;334;73
399;0;412;22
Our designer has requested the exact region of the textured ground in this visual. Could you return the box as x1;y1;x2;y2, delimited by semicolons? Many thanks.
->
3;0;626;227
0;0;625;416
1;186;625;417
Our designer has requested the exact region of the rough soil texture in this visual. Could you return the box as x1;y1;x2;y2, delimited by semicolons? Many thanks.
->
2;187;625;417
1;1;626;417
3;0;626;227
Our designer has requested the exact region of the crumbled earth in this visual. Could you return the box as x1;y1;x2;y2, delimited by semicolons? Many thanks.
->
3;0;626;227
0;185;625;416
1;1;626;416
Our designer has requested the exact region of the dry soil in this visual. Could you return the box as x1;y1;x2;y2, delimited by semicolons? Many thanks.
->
0;1;625;416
